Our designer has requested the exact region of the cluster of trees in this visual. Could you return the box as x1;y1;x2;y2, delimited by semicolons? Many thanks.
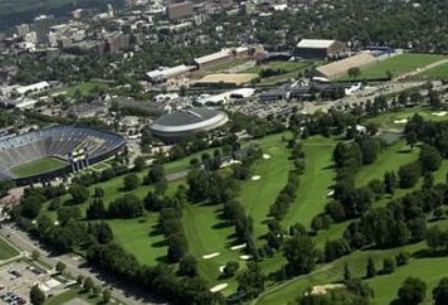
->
405;114;448;157
364;252;409;279
229;112;286;139
426;226;448;254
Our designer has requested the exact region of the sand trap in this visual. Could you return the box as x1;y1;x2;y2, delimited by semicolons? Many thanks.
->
327;190;335;197
210;283;228;293
309;284;346;296
202;252;220;260
394;119;408;124
220;159;242;168
433;111;448;117
231;243;247;251
219;265;226;273
54;221;60;226
251;175;261;181
240;255;253;261
263;154;272;160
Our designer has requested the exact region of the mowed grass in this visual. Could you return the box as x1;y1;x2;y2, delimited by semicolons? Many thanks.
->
355;140;419;187
245;61;313;85
239;133;292;239
10;157;66;178
339;53;446;80
285;136;337;228
412;62;448;80
0;237;19;261
364;107;448;130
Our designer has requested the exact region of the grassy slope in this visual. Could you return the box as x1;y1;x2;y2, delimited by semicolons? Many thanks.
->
10;157;66;178
339;54;446;80
0;237;19;260
285;136;336;228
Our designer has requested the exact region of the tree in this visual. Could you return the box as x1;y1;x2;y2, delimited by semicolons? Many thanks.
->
348;67;361;80
86;199;107;220
283;235;317;276
420;145;442;172
398;162;421;188
144;164;165;185
366;257;376;278
382;257;395;274
384;171;398;194
397;277;427;305
69;184;90;204
31;250;40;260
237;262;265;299
30;285;45;305
433;277;448;305
343;262;352;281
133;156;146;171
102;289;112;303
83;277;95;293
123;174;140;191
178;255;198;277
223;261;240;278
55;261;66;274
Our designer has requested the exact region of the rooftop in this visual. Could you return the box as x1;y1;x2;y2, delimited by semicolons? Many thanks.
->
297;39;336;49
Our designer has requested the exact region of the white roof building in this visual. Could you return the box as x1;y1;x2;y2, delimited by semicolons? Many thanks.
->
297;39;337;49
194;49;232;66
146;65;193;82
14;81;50;96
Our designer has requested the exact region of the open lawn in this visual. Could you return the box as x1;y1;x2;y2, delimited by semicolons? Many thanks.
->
285;136;336;228
65;81;110;98
10;157;66;178
0;237;19;261
244;61;314;85
413;62;448;80
339;53;446;80
364;107;448;130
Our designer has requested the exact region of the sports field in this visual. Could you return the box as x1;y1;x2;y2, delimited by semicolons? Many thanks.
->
0;237;19;261
339;53;446;80
10;157;67;179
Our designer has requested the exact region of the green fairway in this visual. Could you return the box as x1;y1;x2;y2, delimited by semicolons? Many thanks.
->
339;53;446;80
10;157;66;178
355;140;419;187
239;133;292;239
0;237;19;261
285;136;336;228
364;107;448;130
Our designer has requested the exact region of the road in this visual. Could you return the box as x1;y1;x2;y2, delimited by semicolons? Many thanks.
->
0;224;166;305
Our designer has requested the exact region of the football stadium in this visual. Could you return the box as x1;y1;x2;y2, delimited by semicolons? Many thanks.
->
0;126;125;184
150;108;229;141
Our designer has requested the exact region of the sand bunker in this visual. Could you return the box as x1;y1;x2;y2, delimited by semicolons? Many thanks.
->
220;159;242;168
309;284;346;296
219;265;226;273
231;243;247;251
251;175;261;181
394;119;408;124
202;252;220;260
263;154;272;160
240;255;253;260
433;111;448;117
210;283;228;293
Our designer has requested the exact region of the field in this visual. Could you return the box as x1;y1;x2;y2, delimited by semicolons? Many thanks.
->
0;237;19;261
10;157;67;179
339;53;446;80
243;61;313;85
364;107;448;130
195;73;258;86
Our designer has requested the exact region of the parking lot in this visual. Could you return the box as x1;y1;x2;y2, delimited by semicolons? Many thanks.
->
0;261;65;305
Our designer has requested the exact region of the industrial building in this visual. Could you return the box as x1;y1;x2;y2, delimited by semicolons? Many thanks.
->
296;39;347;59
150;108;229;141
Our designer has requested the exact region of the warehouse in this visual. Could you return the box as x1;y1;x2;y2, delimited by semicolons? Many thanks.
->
150;108;229;141
296;39;347;59
194;49;233;70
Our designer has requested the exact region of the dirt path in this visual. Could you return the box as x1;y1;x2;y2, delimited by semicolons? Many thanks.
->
396;58;448;81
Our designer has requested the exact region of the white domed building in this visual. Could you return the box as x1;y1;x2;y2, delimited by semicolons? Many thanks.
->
150;108;229;142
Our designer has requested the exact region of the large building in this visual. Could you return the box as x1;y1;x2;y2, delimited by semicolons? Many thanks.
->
296;39;347;59
146;65;194;83
33;15;55;45
166;1;194;20
150;108;229;141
